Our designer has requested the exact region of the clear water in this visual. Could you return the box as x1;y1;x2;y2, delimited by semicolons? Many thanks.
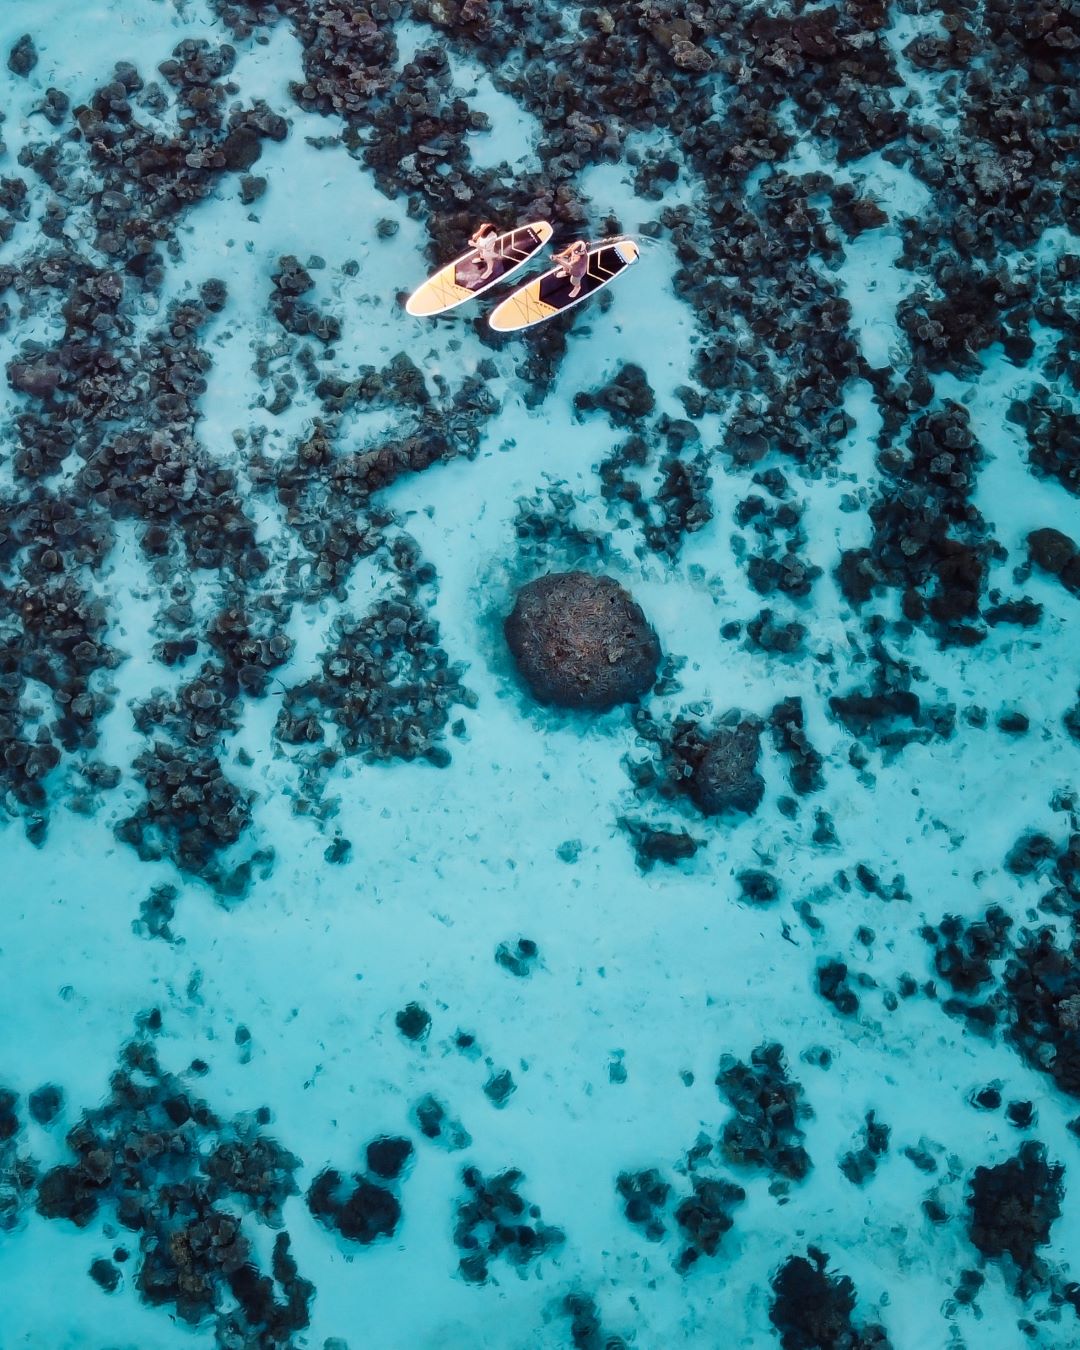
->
1;2;1078;1347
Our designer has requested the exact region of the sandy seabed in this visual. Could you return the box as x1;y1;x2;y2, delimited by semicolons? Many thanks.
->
1;1;1079;1347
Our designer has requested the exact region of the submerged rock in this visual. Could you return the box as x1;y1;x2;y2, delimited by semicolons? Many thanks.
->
27;1085;63;1126
967;1141;1064;1277
675;1176;745;1271
504;571;661;711
839;1111;890;1187
412;1094;471;1151
619;817;701;871
1003;927;1080;1097
366;1136;413;1180
453;1165;564;1284
687;721;764;816
0;1089;37;1234
7;34;37;77
395;1002;431;1042
771;1247;892;1349
495;937;540;977
1028;527;1080;594
308;1168;401;1244
89;1258;120;1293
563;1292;628;1350
616;1168;670;1241
1028;527;1077;575
573;362;656;427
34;1029;308;1334
717;1042;812;1181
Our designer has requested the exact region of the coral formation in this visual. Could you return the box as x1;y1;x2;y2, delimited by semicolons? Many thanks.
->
504;571;661;711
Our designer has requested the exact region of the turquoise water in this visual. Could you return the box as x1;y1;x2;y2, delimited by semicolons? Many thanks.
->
1;2;1079;1346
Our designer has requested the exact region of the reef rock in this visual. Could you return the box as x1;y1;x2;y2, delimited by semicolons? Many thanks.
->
771;1246;892;1349
504;571;661;711
967;1141;1064;1277
688;720;764;816
1028;527;1080;594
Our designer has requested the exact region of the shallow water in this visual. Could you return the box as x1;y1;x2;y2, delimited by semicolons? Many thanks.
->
1;2;1079;1347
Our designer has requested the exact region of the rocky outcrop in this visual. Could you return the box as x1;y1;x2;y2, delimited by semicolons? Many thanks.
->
770;1247;892;1349
687;720;765;816
967;1142;1064;1279
504;571;661;711
1028;527;1080;595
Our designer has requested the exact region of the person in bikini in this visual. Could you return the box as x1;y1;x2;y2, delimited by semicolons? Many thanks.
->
552;240;590;299
467;222;501;282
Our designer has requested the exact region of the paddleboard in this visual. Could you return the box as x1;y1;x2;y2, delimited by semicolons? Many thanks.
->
487;237;640;333
405;221;555;318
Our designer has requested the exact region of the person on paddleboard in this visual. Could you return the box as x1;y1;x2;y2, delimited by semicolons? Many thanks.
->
553;240;589;299
468;222;500;281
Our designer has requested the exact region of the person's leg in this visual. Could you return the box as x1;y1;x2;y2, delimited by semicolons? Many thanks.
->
568;257;585;298
478;238;498;279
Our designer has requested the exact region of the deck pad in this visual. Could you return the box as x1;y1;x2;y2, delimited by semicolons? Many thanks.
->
488;238;640;332
405;221;554;317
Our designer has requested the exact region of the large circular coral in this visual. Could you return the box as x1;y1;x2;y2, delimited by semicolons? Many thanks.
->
504;571;661;711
